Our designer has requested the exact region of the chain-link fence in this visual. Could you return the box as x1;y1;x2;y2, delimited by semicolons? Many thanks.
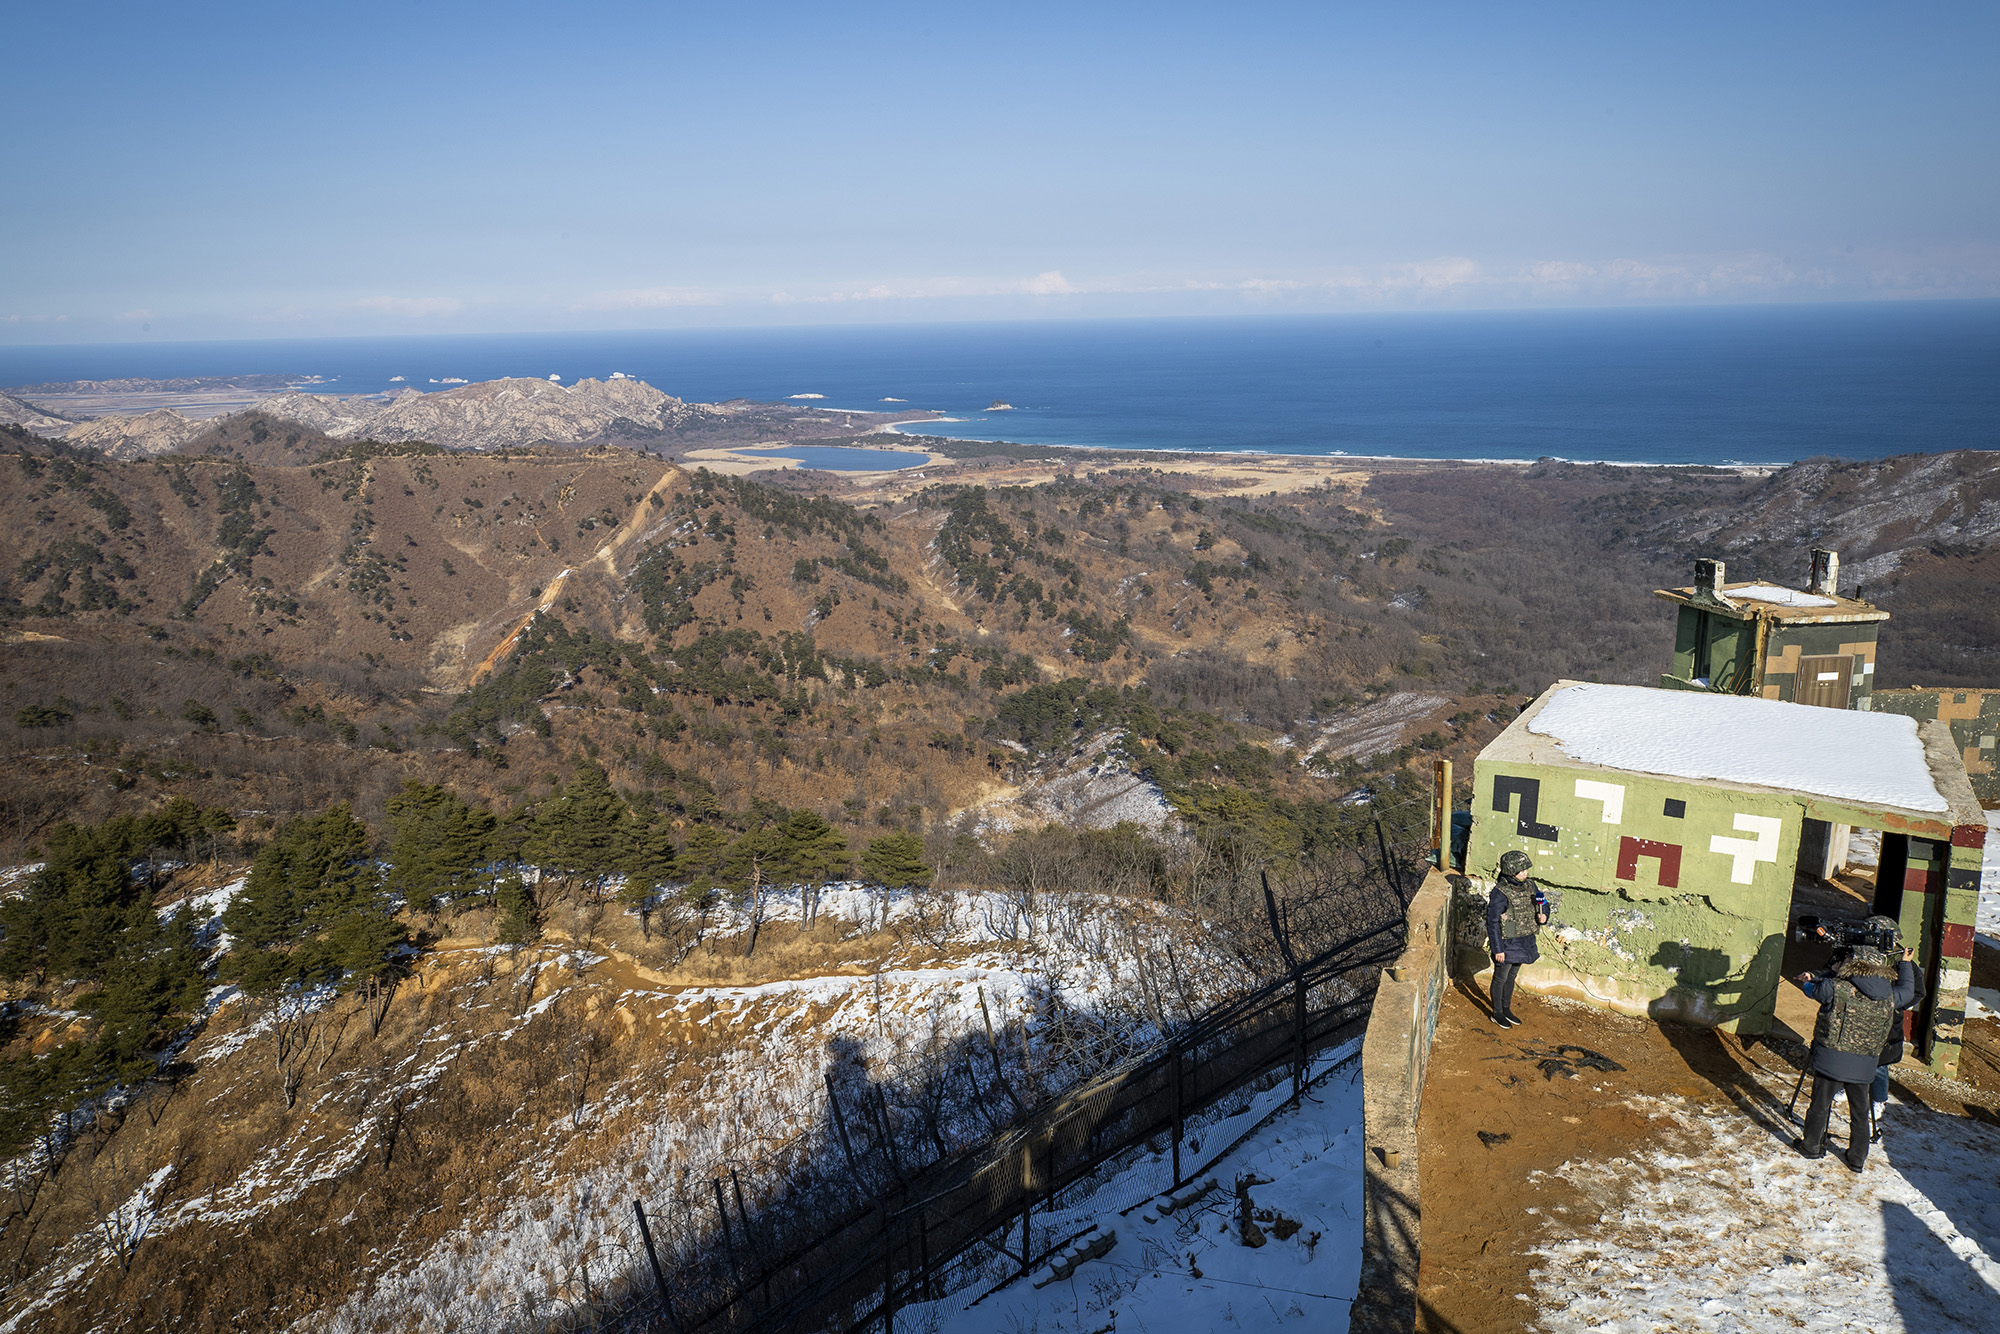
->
620;913;1403;1334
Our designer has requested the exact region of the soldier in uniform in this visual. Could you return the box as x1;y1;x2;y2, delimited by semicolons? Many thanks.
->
1485;850;1548;1029
1792;944;1916;1170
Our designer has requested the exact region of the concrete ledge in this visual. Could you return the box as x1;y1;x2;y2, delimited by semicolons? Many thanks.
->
1349;869;1454;1334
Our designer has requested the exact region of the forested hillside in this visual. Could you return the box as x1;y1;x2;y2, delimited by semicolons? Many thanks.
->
2;428;1995;1330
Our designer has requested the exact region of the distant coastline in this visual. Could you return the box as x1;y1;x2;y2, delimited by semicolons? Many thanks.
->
4;305;1994;466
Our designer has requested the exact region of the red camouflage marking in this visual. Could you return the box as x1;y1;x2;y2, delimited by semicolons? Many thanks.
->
1951;824;1988;849
1616;836;1682;887
1940;923;1975;958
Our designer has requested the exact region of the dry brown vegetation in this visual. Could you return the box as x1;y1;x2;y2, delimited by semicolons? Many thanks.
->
3;429;1995;1331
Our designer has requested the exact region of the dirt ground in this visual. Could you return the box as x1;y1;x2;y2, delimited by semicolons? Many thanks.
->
1965;938;2000;1102
1413;980;2000;1334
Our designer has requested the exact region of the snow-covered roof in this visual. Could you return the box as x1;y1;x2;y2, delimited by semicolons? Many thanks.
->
1727;583;1838;608
1521;682;1948;813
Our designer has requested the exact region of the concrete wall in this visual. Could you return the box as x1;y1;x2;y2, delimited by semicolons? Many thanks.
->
1350;869;1454;1334
1660;607;1880;708
1760;621;1880;708
1468;757;1799;1034
1874;688;2000;804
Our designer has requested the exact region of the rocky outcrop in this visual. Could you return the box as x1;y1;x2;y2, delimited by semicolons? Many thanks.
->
243;376;721;450
59;408;203;459
249;389;387;438
0;393;78;436
364;376;714;448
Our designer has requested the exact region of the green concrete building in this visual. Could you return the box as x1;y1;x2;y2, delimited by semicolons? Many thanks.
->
1467;681;1984;1078
1655;550;1888;710
1873;686;2000;805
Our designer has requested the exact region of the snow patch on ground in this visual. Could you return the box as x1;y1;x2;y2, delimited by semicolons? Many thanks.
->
1847;826;1882;871
0;861;44;891
1528;1090;2000;1332
1529;683;1948;813
1980;810;2000;947
980;730;1176;832
1300;693;1451;767
925;1044;1365;1334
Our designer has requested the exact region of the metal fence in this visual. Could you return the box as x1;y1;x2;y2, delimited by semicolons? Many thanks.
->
625;912;1405;1334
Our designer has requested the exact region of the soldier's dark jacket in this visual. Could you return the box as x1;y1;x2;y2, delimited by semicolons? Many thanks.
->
1803;951;1916;1084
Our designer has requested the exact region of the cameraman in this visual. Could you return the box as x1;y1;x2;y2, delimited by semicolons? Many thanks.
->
1791;940;1915;1171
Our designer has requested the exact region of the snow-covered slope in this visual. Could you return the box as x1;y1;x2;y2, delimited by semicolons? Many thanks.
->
908;1043;1366;1334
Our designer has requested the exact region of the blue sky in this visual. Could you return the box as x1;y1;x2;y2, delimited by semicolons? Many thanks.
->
5;1;1996;343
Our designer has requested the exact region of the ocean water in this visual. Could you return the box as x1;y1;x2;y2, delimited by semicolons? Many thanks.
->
4;303;1997;465
733;445;933;471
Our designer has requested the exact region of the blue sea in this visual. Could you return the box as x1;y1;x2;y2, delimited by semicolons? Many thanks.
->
4;304;1997;466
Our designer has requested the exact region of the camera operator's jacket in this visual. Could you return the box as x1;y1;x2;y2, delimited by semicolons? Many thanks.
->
1802;955;1916;1084
1879;966;1926;1069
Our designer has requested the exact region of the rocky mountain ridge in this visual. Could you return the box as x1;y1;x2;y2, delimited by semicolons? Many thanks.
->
249;375;723;449
12;373;922;456
0;392;80;437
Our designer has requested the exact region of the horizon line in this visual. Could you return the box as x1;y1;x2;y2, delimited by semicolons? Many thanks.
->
6;294;2000;354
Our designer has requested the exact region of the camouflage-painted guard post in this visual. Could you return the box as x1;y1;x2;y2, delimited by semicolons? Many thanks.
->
1486;850;1550;1029
1791;937;1916;1172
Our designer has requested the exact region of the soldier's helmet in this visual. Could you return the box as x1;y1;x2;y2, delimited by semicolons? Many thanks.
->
1864;915;1901;946
1498;850;1534;879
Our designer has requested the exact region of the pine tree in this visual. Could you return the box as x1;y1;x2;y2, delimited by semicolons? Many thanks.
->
385;780;497;914
722;826;783;957
776;810;850;922
777;810;850;883
860;832;933;889
620;817;679;939
527;758;631;900
677;825;731;890
223;804;407;996
494;876;540;946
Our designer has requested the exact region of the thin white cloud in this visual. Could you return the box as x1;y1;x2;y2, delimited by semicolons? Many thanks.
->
576;286;724;311
357;295;464;317
770;271;1084;305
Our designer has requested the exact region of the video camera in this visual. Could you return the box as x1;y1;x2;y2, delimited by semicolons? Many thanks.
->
1791;914;1900;953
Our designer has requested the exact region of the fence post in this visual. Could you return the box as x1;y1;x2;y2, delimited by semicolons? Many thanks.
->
1019;1143;1034;1277
1170;1044;1184;1190
1375;818;1407;908
1432;757;1453;870
729;1167;770;1312
1262;870;1306;1104
632;1201;684;1334
881;1190;897;1334
1292;971;1307;1103
713;1177;744;1318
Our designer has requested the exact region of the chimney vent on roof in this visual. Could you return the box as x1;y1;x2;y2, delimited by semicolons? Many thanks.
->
1808;548;1839;596
1691;557;1735;609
